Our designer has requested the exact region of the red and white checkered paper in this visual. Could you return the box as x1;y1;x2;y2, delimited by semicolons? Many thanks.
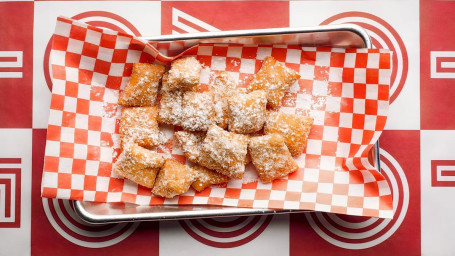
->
41;17;393;218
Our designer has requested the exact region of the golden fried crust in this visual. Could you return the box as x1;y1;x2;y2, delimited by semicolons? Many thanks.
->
165;56;202;92
152;159;197;198
209;72;237;129
118;63;165;106
227;90;267;134
191;165;229;192
174;131;205;163
264;111;314;157
198;125;248;179
180;91;215;131
113;143;165;188
248;134;299;183
158;90;184;126
119;106;160;149
247;56;300;108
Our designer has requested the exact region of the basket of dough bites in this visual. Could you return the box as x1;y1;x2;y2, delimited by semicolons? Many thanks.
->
42;17;394;218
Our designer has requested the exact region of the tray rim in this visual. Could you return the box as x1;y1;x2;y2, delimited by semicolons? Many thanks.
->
74;23;379;224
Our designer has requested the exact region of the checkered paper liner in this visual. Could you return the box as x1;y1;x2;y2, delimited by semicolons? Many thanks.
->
41;17;393;218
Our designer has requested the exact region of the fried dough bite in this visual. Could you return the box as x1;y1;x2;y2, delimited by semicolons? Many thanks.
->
227;90;267;134
264;111;314;157
248;134;299;183
158;90;184;126
152;158;197;198
174;131;205;163
118;63;165;106
247;56;300;108
165;56;202;92
209;72;237;129
119;106;160;149
113;142;165;188
191;165;229;192
198;125;248;179
180;91;215;131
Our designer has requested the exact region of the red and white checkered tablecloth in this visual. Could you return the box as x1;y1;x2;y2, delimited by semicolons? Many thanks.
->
0;1;454;255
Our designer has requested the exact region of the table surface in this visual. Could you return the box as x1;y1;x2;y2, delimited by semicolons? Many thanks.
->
0;0;454;255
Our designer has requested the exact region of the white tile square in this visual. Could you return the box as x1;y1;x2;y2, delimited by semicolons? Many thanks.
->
89;101;103;116
315;51;331;67
363;197;379;209
79;55;96;71
74;144;88;159
85;29;102;45
100;147;113;162
126;50;141;63
211;56;226;71
339;112;353;128
353;99;366;114
109;63;125;76
300;63;315;80
67;38;84;54
54;21;71;37
60;127;75;143
332;194;348;207
88;130;101;146
322;126;338;142
348;184;364;197
306;139;322;155
97;47;114;62
58;157;73;173
303;168;319;182
364;115;377;131
320;156;336;170
75;114;89;130
336;142;350;158
354;68;366;83
71;174;84;190
115;35;131;49
333;171;349;184
286;49;302;64
366;84;379;99
96;176;110;191
342;83;354;98
77;84;91;99
317;183;333;194
197;45;213;56
325;96;341;113
239;58;256;74
65;67;79;83
85;160;99;176
63;96;77;112
344;53;356;68
227;46;242;58
312;80;329;96
367;53;380;68
351;129;364;144
329;67;343;82
45;141;60;157
50;50;66;66
256;47;272;60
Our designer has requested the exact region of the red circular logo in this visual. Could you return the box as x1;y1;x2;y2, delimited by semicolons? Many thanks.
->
320;12;408;103
43;11;142;91
42;198;139;248
179;215;273;248
304;149;409;249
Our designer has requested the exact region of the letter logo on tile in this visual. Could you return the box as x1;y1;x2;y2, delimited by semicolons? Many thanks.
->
0;158;21;228
431;160;455;187
430;51;455;79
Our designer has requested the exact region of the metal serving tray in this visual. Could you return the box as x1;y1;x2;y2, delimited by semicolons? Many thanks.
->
74;24;379;224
